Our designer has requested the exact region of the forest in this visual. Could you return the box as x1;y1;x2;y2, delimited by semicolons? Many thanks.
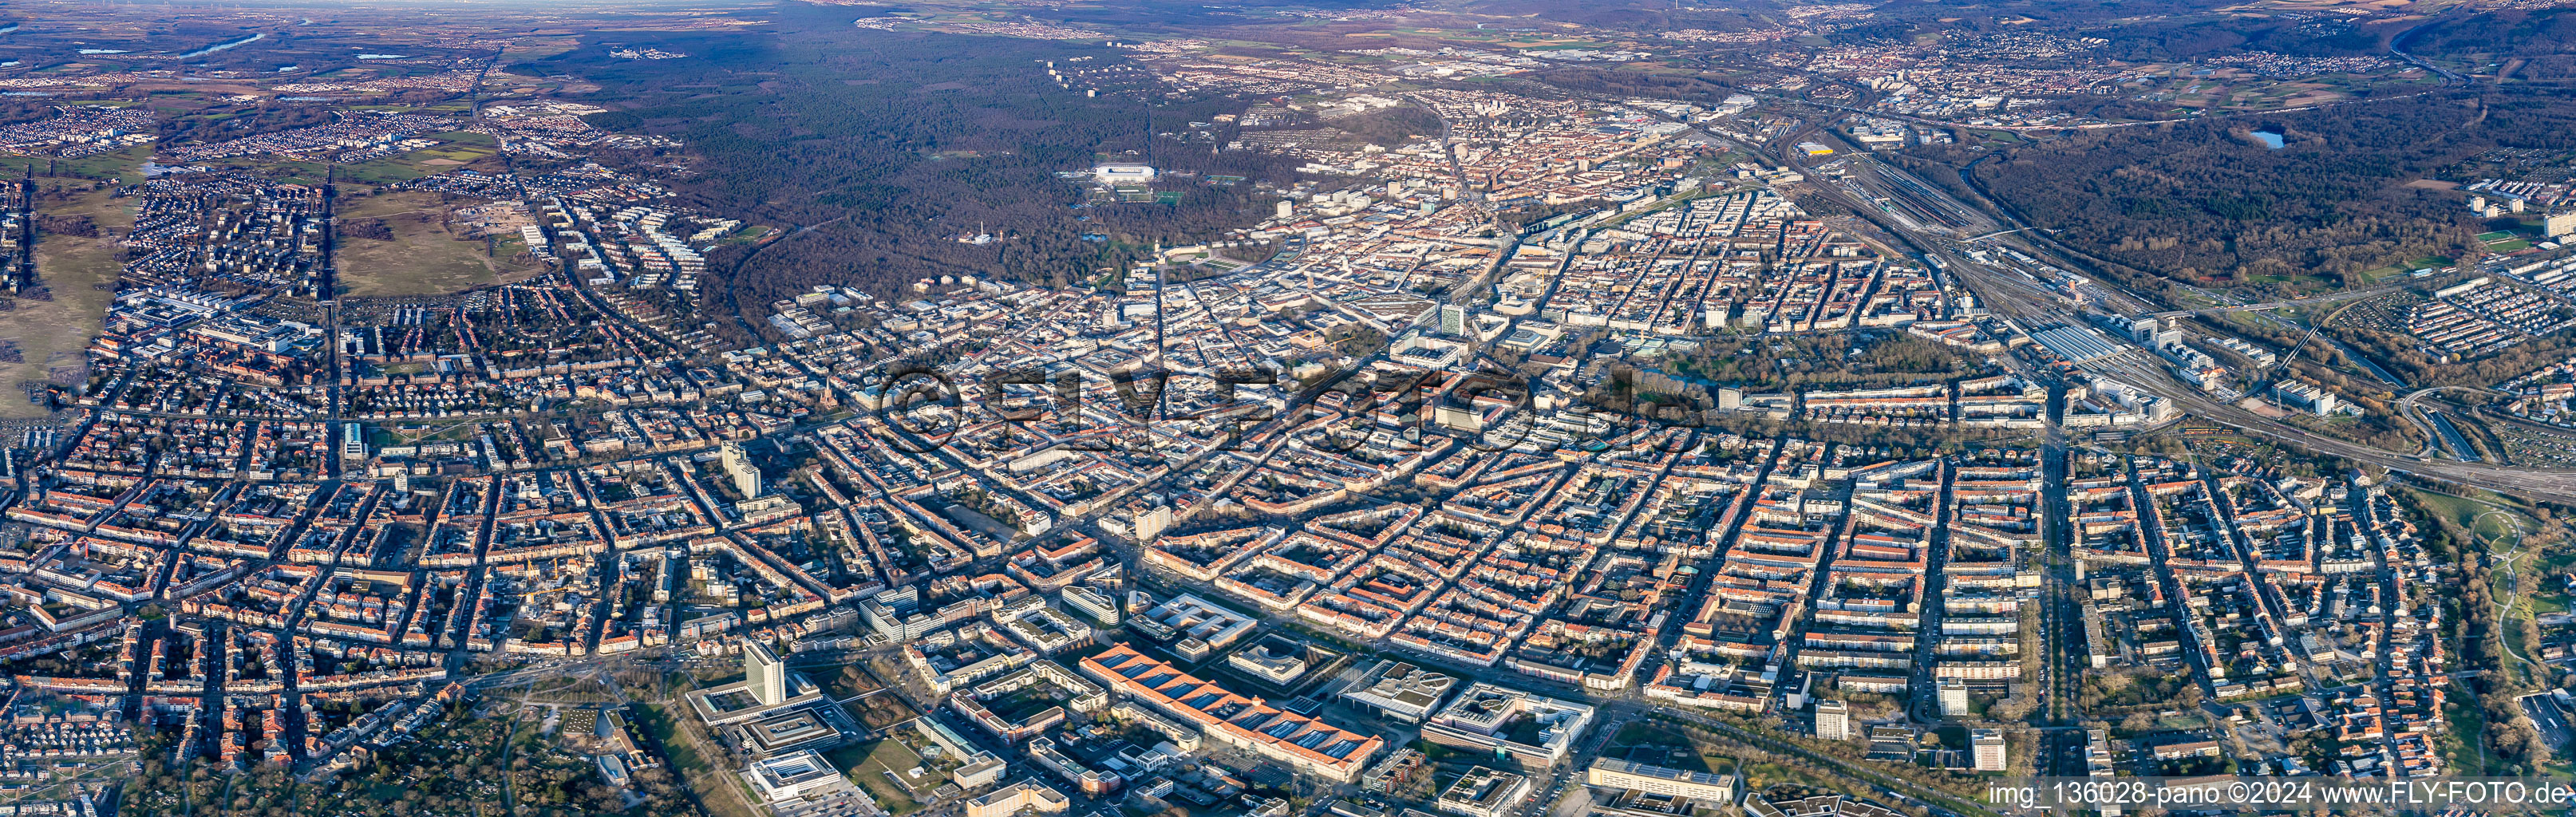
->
1798;0;2397;59
1952;84;2576;305
534;7;1310;341
1942;93;2504;298
2407;8;2576;81
2072;14;2384;61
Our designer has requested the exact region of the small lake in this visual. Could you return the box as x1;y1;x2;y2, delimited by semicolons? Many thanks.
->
357;53;409;60
2251;129;2286;149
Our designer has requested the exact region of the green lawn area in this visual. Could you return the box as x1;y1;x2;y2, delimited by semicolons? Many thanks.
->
2412;487;2554;683
2405;488;2494;532
0;144;153;181
1606;722;1705;770
982;688;1065;724
634;702;758;817
2532;591;2570;615
2400;487;2524;562
1602;722;1738;777
1;182;131;417
829;735;941;815
231;130;502;186
1740;757;1874;803
2245;271;2346;292
2476;231;2516;243
2534;551;2576;621
2542;548;2576;574
2442;701;2498;776
2477;510;2519;543
2406;487;2525;547
350;102;474;112
2491;239;2535;252
2351;258;2455;283
333;188;543;296
633;705;693;767
816;665;883;699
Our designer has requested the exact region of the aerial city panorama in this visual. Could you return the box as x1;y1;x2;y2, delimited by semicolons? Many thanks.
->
2;0;2576;814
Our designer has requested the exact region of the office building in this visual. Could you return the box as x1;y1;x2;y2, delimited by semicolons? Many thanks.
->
1342;661;1458;723
1938;678;1970;717
1108;701;1203;752
1026;736;1122;796
689;639;834;736
1586;758;1736;803
1435;401;1486;432
966;780;1070;817
1971;729;2005;772
742;750;876;817
1061;586;1121;626
339;422;367;462
1361;748;1428;795
1743;793;1906;817
2274;380;2338;416
748;641;787;706
1420;682;1596;768
1436;767;1531;817
1229;640;1310;685
1128;593;1258;661
733;705;858;757
897;716;1008;788
1813;700;1849;741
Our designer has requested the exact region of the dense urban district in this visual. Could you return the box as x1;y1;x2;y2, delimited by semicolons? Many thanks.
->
1;0;2575;815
